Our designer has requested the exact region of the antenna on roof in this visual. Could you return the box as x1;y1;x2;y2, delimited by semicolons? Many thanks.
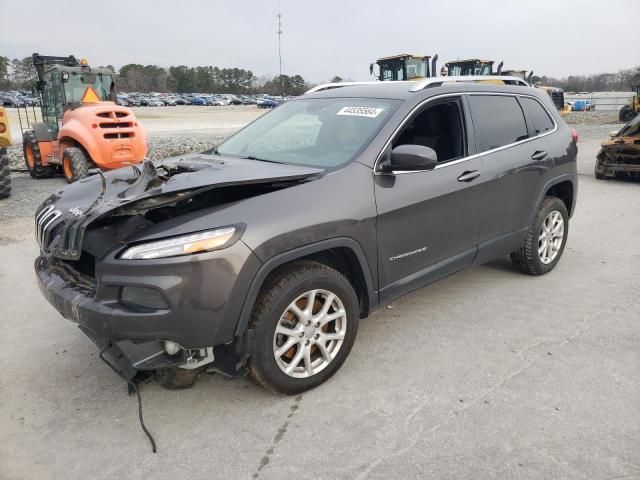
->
277;4;283;78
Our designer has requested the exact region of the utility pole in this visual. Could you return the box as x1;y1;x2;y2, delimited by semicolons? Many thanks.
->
277;4;283;95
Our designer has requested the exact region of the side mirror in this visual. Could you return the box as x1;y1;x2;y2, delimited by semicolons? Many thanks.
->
383;144;438;172
609;130;619;137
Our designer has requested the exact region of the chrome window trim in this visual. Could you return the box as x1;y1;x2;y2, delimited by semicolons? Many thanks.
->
374;91;558;175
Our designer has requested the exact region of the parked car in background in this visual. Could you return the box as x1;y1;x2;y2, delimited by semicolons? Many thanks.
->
257;97;279;108
0;93;25;108
191;97;208;106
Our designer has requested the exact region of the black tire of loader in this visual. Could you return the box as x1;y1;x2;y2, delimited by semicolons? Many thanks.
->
22;130;55;178
0;152;11;199
62;147;90;183
619;105;635;123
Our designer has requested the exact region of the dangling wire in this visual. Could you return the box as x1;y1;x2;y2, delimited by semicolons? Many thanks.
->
99;345;157;453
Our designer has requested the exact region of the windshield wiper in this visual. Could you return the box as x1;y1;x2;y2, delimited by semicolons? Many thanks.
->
242;155;282;164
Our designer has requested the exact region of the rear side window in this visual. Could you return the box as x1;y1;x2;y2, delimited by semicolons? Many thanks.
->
520;97;555;136
468;95;528;151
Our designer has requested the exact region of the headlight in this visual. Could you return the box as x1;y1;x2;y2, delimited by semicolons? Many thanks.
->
120;227;237;260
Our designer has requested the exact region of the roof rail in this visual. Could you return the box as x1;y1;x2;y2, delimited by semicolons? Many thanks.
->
304;81;385;94
305;76;530;95
409;75;530;92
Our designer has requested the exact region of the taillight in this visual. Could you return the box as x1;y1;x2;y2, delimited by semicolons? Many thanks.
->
571;128;579;144
0;123;6;134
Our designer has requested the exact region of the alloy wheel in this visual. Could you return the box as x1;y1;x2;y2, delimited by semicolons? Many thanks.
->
538;210;564;264
273;289;347;378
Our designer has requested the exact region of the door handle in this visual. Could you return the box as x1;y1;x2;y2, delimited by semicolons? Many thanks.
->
457;170;481;182
531;150;548;161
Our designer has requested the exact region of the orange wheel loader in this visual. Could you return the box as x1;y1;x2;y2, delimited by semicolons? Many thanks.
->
21;53;147;183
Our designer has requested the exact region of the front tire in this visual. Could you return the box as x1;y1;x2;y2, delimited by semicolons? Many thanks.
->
249;260;359;395
62;147;90;183
510;196;569;275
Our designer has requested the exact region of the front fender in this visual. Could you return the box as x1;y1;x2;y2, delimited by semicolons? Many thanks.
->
233;237;378;337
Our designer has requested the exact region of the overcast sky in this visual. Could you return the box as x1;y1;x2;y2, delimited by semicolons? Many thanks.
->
2;0;637;82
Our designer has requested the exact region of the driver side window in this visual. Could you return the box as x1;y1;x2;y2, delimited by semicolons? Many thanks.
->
393;98;466;164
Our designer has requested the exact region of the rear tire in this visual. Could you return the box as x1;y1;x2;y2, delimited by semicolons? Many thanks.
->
248;260;359;395
0;152;11;199
510;196;569;275
22;130;55;178
62;147;90;183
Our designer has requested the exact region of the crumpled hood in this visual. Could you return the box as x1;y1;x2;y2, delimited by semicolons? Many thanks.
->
35;153;322;260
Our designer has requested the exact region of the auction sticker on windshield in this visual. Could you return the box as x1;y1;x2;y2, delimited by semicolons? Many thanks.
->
336;106;385;118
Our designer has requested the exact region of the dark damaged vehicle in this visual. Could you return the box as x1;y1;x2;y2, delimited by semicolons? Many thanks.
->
35;77;578;394
595;113;640;180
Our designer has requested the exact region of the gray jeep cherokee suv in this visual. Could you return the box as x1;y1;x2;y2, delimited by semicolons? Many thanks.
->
35;78;577;394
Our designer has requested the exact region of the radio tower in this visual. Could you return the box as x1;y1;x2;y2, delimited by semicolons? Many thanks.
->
277;5;283;78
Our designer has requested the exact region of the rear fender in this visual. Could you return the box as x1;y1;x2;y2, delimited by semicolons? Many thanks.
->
531;174;576;222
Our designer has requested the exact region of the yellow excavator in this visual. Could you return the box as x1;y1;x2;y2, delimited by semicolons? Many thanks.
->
369;54;568;113
619;85;639;122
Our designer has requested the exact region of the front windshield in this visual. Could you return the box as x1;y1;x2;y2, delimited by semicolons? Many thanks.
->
448;63;492;76
477;64;492;75
380;62;403;81
64;72;113;102
405;59;427;79
217;97;400;168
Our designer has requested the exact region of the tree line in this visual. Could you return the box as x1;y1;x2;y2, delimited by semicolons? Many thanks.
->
534;66;639;93
1;55;638;95
0;56;314;96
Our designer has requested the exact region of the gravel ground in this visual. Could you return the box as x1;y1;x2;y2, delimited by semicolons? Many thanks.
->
3;105;265;170
5;134;227;170
562;110;619;125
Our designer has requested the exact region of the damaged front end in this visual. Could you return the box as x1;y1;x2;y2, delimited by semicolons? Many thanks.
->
595;117;640;179
35;153;322;385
